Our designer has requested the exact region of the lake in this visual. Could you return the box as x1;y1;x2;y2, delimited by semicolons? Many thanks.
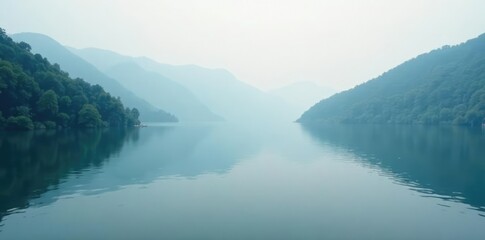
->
0;123;484;239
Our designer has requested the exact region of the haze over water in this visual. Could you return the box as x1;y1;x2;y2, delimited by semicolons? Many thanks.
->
1;123;484;239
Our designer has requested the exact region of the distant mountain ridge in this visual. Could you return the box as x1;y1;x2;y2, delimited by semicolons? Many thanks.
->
106;61;223;121
10;33;177;122
67;47;223;121
72;47;296;122
299;33;485;126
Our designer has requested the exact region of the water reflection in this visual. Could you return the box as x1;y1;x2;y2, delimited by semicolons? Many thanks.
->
1;123;485;239
0;128;139;222
60;124;261;197
0;124;263;223
301;124;485;213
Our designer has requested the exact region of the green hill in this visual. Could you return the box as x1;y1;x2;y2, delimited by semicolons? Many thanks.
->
299;33;485;126
0;28;139;130
10;32;177;123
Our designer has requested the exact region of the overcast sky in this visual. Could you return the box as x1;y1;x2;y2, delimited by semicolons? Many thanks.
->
1;0;485;91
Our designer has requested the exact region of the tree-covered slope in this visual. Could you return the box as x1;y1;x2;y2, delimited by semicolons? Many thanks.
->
299;33;485;126
0;28;139;130
10;33;176;122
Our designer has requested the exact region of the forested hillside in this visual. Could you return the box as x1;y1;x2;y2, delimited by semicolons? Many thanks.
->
0;28;140;130
11;33;177;123
299;33;485;126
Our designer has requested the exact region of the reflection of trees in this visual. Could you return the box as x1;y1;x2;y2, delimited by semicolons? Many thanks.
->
301;124;485;212
0;128;138;221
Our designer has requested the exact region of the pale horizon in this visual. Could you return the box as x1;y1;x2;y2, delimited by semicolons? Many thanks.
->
2;0;485;91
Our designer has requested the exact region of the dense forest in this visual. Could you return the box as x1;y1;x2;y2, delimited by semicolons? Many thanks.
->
0;28;140;130
299;33;485;126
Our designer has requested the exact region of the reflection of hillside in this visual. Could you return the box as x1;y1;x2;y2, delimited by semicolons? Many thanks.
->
57;124;262;195
0;129;139;222
301;124;485;212
0;124;263;223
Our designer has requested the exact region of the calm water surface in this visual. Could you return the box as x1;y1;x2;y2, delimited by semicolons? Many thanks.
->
0;123;484;239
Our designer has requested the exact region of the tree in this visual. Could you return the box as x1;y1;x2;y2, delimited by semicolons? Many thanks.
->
56;113;70;128
71;94;88;112
465;109;482;127
59;95;72;112
18;41;31;52
37;90;58;119
128;108;141;126
78;104;102;128
15;106;31;117
6;116;34;130
44;121;56;129
131;108;140;120
439;108;453;122
124;107;141;127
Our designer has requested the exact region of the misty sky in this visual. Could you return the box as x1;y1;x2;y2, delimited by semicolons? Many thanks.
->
1;0;485;91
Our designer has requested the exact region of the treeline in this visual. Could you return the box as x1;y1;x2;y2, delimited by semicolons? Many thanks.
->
0;28;140;130
299;33;485;126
